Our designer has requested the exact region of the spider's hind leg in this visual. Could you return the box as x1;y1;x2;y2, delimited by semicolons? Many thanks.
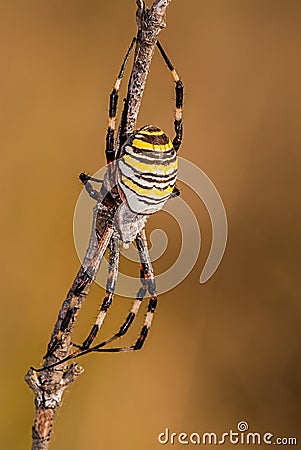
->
156;41;184;152
171;184;180;198
106;37;136;163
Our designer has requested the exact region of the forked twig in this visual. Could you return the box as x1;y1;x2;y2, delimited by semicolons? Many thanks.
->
25;1;173;449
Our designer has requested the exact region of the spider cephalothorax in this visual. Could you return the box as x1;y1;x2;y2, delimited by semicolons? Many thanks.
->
42;37;183;370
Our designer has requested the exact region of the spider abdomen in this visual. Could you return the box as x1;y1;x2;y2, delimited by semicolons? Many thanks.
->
117;125;178;214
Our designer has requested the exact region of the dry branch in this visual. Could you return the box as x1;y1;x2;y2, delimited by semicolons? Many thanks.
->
25;1;173;449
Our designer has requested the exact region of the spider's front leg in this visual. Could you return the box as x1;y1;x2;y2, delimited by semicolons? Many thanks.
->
72;227;153;355
36;228;156;370
90;228;158;354
74;233;120;350
43;225;113;360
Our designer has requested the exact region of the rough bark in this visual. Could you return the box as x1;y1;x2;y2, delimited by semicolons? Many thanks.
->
25;1;173;449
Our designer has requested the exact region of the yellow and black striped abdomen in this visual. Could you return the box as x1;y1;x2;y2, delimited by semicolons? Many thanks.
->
117;125;178;214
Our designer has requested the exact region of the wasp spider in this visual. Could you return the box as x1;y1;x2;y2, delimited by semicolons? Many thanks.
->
38;37;183;371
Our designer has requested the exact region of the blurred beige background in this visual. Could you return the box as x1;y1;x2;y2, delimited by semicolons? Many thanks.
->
1;0;300;449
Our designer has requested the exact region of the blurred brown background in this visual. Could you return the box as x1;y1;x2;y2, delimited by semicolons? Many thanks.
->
1;0;300;449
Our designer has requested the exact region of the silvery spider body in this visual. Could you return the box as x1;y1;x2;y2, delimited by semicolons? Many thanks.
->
41;37;183;369
112;125;178;245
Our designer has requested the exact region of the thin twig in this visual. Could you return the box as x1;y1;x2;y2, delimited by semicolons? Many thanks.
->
25;1;173;449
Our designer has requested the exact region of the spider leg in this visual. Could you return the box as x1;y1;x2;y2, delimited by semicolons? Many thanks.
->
78;233;120;350
156;40;184;152
79;172;104;202
106;37;136;163
35;228;153;370
88;228;158;354
71;229;152;355
78;173;120;213
43;226;114;359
